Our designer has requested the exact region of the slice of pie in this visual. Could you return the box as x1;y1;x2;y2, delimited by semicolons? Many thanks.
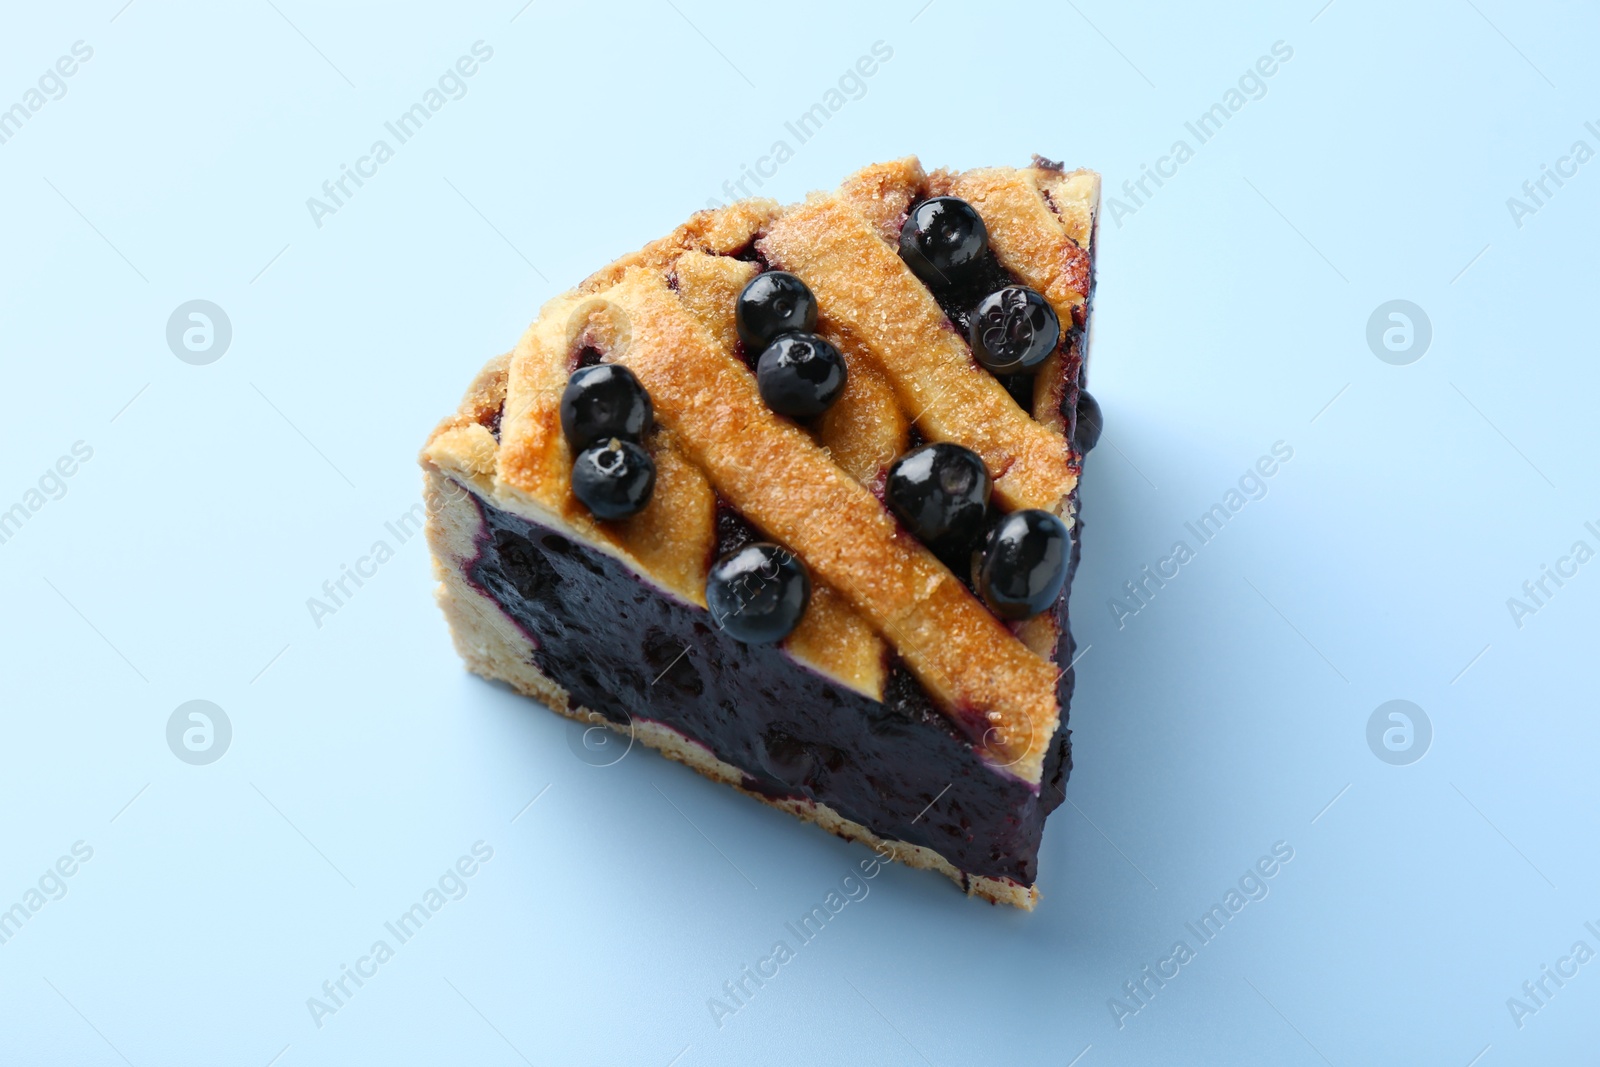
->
420;155;1101;909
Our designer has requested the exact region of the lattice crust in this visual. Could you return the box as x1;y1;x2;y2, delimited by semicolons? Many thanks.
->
563;267;1058;779
829;158;1099;668
624;249;890;701
932;164;1096;439
425;353;888;701
838;157;929;243
423;157;1102;786
930;166;1095;328
835;158;1098;441
669;250;911;496
579;199;780;294
486;292;718;608
758;194;1077;515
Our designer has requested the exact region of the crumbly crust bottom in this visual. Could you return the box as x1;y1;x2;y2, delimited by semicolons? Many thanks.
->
425;467;1039;910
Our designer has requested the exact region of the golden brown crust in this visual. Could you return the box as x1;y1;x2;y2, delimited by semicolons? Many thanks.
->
673;250;759;354
929;165;1093;331
670;248;891;697
758;193;1077;514
782;582;887;699
837;156;927;243
478;293;714;607
580;199;779;293
1030;165;1099;250
496;292;582;512
925;165;1101;452
815;351;907;488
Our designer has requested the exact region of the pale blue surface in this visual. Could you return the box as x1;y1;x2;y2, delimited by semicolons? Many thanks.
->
2;1;1597;1064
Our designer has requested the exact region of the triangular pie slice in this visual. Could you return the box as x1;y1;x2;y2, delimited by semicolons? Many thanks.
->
421;155;1101;909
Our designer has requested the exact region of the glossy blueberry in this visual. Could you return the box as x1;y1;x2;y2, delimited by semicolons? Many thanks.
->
736;271;818;351
571;437;656;521
969;286;1060;373
978;509;1070;620
560;364;653;450
756;332;848;419
1072;389;1103;454
898;197;988;285
706;543;811;644
886;443;992;555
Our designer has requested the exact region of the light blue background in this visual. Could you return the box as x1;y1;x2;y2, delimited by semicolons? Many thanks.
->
2;1;1596;1063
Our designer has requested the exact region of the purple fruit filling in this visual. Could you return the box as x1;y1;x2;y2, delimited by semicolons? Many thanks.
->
463;493;1080;889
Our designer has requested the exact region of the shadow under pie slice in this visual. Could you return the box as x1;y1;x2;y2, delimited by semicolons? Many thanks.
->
421;155;1100;909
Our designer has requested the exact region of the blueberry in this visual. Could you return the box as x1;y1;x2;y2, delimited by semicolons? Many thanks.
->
977;509;1070;620
1000;372;1035;413
898;197;988;285
560;364;653;450
756;332;848;419
571;437;656;521
886;443;991;556
969;286;1060;373
736;271;818;351
1073;389;1103;454
706;543;811;644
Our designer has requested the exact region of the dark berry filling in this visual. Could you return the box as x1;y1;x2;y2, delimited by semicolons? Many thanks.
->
713;500;761;555
916;238;1017;341
463;493;1079;887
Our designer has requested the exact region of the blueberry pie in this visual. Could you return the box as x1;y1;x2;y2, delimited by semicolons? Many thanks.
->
420;156;1100;908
